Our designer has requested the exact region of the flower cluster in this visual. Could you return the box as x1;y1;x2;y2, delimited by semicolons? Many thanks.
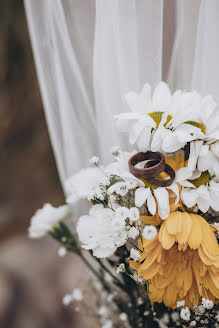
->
29;82;219;328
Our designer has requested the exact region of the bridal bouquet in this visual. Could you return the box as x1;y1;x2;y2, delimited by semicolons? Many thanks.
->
29;82;219;328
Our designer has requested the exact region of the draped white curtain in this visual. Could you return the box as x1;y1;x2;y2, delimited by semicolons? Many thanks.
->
24;0;219;191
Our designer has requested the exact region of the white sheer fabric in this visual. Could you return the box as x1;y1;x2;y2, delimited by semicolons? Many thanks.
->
24;0;219;190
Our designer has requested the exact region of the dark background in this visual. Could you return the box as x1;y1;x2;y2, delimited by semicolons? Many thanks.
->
0;2;93;327
0;0;64;242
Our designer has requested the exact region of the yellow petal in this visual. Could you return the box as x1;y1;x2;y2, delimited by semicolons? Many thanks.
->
200;216;219;256
161;224;175;250
175;153;185;169
165;211;183;235
129;261;140;271
188;214;203;249
163;283;177;308
139;261;160;279
139;244;162;271
175;212;192;244
140;215;161;226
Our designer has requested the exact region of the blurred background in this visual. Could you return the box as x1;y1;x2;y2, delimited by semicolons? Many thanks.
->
0;1;94;327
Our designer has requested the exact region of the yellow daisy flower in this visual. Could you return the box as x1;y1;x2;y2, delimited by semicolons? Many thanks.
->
130;211;219;308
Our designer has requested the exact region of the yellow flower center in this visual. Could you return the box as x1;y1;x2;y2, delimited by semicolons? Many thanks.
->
139;177;162;190
148;111;172;129
185;120;206;135
189;171;211;188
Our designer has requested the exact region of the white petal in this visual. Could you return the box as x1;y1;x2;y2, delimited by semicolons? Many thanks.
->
211;141;219;157
175;167;193;183
175;124;204;143
200;95;217;121
188;140;203;171
190;169;202;180
124;84;152;114
153;188;170;220
151;123;168;152
181;189;198;208
151;128;163;152
162;131;185;153
136;126;152;152
129;116;155;145
167;183;179;204
135;187;150;207
147;190;156;215
196;186;210;213
115;113;141;132
209;188;219;211
152;82;171;110
197;196;210;213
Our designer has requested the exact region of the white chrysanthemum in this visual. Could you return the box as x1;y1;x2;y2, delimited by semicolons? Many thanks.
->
201;298;214;309
115;82;219;153
142;225;157;240
65;167;110;204
180;307;191;321
130;248;141;261
28;203;71;238
77;205;127;258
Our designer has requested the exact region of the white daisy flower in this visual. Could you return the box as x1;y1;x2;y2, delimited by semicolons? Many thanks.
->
185;139;219;178
115;82;185;152
168;92;219;145
115;82;219;154
180;170;219;213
